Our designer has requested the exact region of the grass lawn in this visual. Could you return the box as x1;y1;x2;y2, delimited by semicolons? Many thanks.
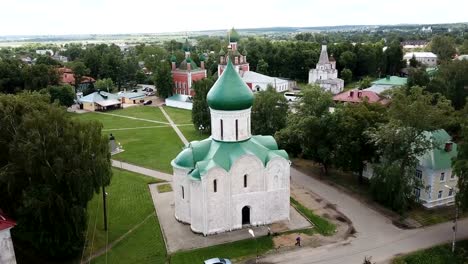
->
392;240;468;264
157;183;173;193
406;205;467;226
112;126;184;173
179;125;209;142
170;236;274;264
85;169;166;264
110;106;168;123
290;197;336;236
71;112;159;130
163;106;192;124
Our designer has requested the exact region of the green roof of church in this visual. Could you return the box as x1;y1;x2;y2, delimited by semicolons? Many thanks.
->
207;59;253;110
419;129;458;170
170;54;177;62
229;28;240;42
172;135;289;180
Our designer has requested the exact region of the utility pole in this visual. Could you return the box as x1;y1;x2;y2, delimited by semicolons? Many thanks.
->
445;185;458;254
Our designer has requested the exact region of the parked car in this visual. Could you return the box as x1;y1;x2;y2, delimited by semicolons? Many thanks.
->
143;100;152;105
204;258;231;264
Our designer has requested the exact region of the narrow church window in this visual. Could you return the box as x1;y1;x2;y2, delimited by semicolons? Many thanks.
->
220;119;224;140
235;119;239;140
181;186;185;199
214;179;217;192
244;174;247;188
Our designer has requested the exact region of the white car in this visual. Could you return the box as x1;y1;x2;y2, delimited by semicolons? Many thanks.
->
204;258;232;264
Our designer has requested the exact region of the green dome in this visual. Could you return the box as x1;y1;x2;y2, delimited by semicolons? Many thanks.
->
178;58;198;70
207;59;253;110
219;49;226;56
182;39;191;52
173;148;194;168
229;28;240;42
199;53;206;61
170;54;177;62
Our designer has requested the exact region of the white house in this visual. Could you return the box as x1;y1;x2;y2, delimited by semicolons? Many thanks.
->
35;49;54;56
308;45;344;94
0;212;17;264
241;71;292;93
403;52;438;67
171;60;290;235
363;130;458;208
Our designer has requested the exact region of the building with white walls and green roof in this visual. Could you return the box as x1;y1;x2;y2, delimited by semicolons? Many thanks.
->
171;59;291;235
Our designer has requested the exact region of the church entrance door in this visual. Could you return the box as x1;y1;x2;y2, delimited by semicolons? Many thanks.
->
242;206;250;225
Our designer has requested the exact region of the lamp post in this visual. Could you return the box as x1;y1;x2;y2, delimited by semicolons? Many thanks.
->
198;124;204;136
444;184;458;254
248;229;258;263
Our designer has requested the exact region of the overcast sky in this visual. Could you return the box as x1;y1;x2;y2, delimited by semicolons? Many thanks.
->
1;0;467;35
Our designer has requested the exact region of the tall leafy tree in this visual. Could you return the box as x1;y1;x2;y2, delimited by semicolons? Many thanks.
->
0;92;112;258
367;87;454;213
251;86;288;135
154;61;173;99
192;77;214;133
333;102;387;183
69;61;90;90
23;64;59;91
0;58;24;93
47;84;75;107
430;35;456;61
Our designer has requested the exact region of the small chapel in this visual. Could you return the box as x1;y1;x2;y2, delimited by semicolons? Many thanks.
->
308;44;344;94
171;59;291;236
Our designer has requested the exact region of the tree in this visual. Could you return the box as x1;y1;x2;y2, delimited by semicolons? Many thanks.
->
35;55;61;66
23;64;60;91
407;68;430;88
430;35;456;61
256;59;269;75
453;123;468;210
341;68;353;84
47;85;75;107
0;92;112;258
251;86;288;135
460;39;468;54
339;51;357;72
192;78;215;133
333;102;387;184
94;78;115;92
382;41;405;75
409;54;419;68
276;85;336;174
154;61;173;98
69;61;90;90
359;76;373;89
367;87;454;213
0;58;24;93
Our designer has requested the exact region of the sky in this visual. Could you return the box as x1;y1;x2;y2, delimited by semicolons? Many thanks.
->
1;0;467;36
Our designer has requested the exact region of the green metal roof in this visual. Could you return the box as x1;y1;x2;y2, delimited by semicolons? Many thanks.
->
170;54;177;62
229;28;240;42
207;59;253;110
171;135;289;180
420;129;458;170
182;39;191;52
178;58;199;70
219;49;226;56
372;76;407;86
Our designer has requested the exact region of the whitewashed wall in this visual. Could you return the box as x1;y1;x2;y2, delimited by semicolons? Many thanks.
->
0;229;16;264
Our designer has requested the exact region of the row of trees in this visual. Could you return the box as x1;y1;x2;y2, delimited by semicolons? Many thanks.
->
0;92;112;259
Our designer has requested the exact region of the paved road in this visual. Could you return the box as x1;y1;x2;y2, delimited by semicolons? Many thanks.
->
259;167;468;264
111;159;172;182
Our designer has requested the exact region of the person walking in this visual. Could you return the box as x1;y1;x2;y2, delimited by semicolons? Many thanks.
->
295;236;301;247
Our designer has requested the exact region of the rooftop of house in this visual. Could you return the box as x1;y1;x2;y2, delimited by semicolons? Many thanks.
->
166;94;192;102
241;71;287;85
403;52;438;59
455;54;468;61
172;135;288;180
420;129;458;170
372;76;407;86
117;91;146;100
58;67;95;85
333;89;387;105
0;211;16;231
79;91;121;106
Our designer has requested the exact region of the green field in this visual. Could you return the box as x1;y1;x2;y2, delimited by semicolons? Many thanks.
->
179;125;209;142
85;169;166;264
110;106;168;123
112;126;184;173
392;240;468;264
290;197;336;236
163;106;193;124
170;236;274;264
73;112;159;129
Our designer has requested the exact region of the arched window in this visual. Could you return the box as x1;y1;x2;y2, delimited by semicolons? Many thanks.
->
181;186;185;199
220;119;224;140
213;179;217;192
235;119;239;140
244;174;247;188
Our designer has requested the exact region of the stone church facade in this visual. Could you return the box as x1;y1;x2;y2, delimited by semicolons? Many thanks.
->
172;60;290;235
308;45;344;94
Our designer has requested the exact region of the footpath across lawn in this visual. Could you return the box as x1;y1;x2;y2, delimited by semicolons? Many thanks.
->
163;106;193;124
110;106;168;123
84;169;166;264
392;240;468;264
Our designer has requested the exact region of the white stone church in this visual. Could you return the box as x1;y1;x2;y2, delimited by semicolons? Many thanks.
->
308;45;344;94
171;60;291;236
